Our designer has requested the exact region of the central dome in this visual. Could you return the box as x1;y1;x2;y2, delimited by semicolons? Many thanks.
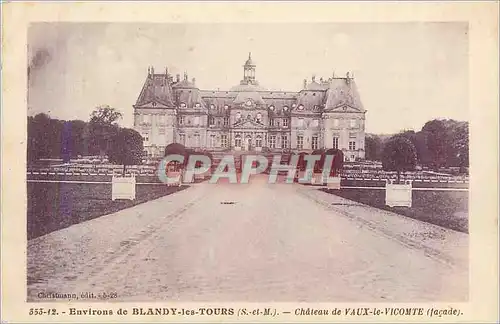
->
229;83;267;92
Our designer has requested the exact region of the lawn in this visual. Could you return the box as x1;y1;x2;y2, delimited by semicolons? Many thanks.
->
322;188;469;233
27;183;188;240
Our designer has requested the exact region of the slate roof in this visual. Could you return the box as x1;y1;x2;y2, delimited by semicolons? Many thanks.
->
172;79;197;89
175;88;207;109
135;74;175;107
324;78;365;111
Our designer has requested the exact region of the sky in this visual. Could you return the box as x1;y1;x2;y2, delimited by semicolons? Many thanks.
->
27;22;469;134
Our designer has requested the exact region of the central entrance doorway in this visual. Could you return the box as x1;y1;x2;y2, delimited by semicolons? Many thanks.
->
245;135;252;151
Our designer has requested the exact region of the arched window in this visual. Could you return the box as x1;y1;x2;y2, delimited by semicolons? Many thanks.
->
235;135;242;148
255;135;262;148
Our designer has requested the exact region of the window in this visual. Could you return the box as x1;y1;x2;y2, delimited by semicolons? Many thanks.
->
282;135;288;148
256;113;262;123
143;115;151;124
209;116;215;126
180;103;186;108
221;134;228;148
158;115;165;124
210;134;216;147
269;119;275;126
350;119;357;128
269;135;276;149
195;103;201;108
349;141;356;150
236;112;241;120
159;128;165;135
311;136;318;150
334;119;340;127
179;116;184;125
333;137;339;149
223;117;229;126
194;116;200;126
235;135;242;148
283;118;289;127
298;118;304;127
194;134;201;147
297;136;304;149
142;133;149;142
255;135;262;148
312;119;319;127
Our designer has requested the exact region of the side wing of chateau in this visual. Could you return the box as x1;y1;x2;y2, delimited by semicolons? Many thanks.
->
133;53;366;161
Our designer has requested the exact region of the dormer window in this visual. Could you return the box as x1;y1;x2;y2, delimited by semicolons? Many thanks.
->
269;105;275;111
210;104;215;109
283;106;289;112
245;100;252;107
224;105;229;110
152;102;157;107
298;104;304;111
195;103;201;108
292;103;297;108
180;103;186;108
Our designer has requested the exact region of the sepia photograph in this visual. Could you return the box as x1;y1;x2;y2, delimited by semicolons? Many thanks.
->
25;21;471;303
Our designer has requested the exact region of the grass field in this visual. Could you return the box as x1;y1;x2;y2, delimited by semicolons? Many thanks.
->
27;183;188;240
322;188;469;233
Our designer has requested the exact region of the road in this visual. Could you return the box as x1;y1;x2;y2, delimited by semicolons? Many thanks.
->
27;175;468;302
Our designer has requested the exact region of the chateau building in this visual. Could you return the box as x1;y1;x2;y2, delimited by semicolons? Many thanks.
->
133;53;366;161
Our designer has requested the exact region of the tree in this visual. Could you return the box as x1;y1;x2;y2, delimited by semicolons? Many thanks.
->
445;120;469;168
108;128;144;175
89;105;122;125
381;135;417;183
325;148;344;176
365;135;382;161
88;105;122;156
420;119;449;170
164;143;189;169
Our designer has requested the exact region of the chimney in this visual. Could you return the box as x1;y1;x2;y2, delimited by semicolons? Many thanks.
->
346;71;350;79
184;72;188;81
151;66;154;75
165;66;169;77
312;75;316;82
192;77;196;85
176;74;180;82
303;79;307;89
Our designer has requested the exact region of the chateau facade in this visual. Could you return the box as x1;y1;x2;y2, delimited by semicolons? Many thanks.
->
133;54;366;161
